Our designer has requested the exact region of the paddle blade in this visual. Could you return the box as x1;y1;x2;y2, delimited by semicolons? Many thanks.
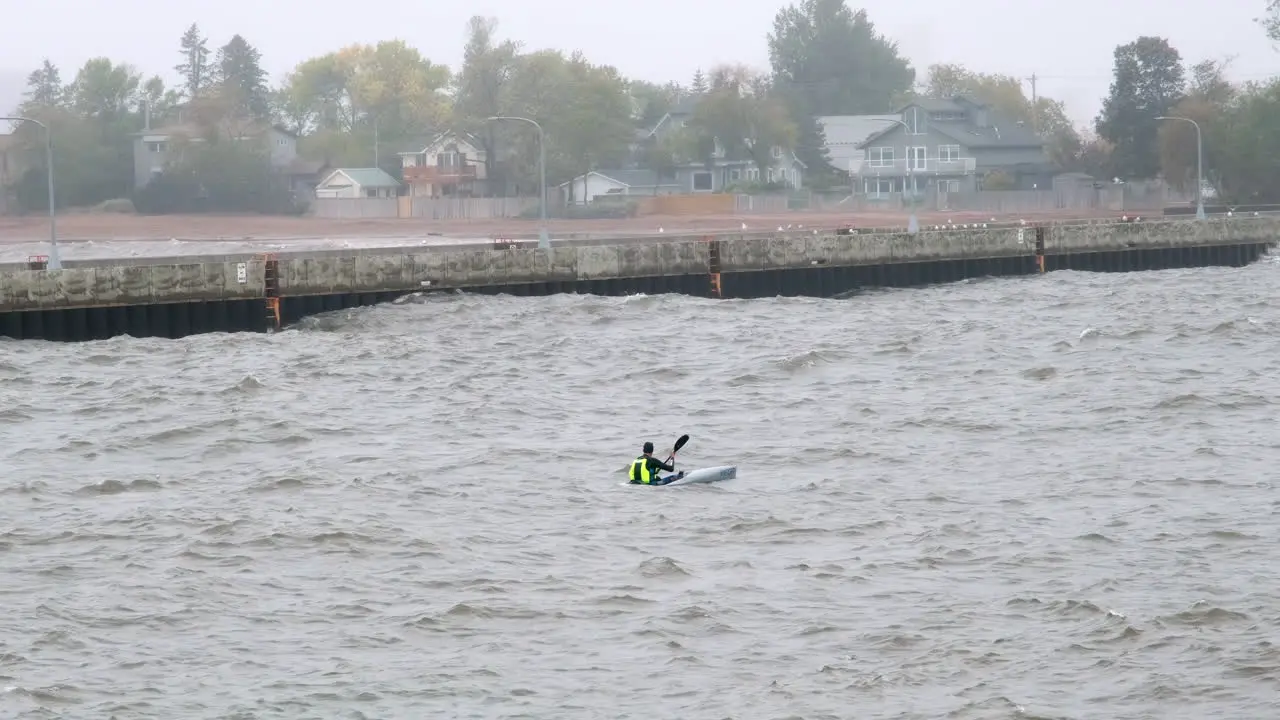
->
672;434;690;454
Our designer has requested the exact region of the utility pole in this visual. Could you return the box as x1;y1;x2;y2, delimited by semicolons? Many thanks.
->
1028;73;1039;134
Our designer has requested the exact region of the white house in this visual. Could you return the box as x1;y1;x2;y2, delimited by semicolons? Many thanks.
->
558;169;682;205
315;168;401;199
397;131;488;197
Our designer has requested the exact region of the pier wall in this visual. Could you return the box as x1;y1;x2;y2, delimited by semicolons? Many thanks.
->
1;216;1275;341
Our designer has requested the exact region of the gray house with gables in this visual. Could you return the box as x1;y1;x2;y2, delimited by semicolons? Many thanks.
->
849;96;1051;197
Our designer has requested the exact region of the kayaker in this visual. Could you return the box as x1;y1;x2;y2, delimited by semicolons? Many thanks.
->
629;441;680;485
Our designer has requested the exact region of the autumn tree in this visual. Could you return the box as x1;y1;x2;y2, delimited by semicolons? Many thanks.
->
768;0;914;183
1096;36;1185;179
279;40;449;168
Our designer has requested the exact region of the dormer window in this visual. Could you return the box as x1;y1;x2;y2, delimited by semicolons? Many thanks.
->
905;107;926;135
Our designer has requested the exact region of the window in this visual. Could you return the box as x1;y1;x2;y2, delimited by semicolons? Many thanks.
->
146;141;167;153
867;146;894;167
771;146;782;159
692;171;713;191
866;178;894;196
277;138;288;146
729;168;741;182
908;147;927;171
906;107;926;135
940;179;961;193
938;145;961;163
931;111;965;122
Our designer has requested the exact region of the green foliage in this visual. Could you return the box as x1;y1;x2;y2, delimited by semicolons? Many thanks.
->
215;35;270;120
133;141;305;215
1096;36;1186;179
682;66;797;177
175;24;213;100
1264;1;1280;41
767;0;914;181
1203;78;1280;205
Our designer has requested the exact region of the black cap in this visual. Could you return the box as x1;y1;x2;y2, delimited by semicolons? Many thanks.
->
643;441;654;453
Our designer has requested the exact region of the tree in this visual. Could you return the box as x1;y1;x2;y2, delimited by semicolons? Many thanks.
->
503;50;634;194
280;40;449;169
452;16;522;193
214;34;270;121
628;79;683;130
922;63;1083;170
768;0;914;184
684;65;797;180
1204;78;1280;204
1095;36;1185;179
1263;1;1279;41
69;58;142;125
1158;59;1236;191
690;69;708;95
175;23;212;100
19;60;66;113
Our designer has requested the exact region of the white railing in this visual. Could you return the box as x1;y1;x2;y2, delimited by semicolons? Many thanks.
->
849;157;977;175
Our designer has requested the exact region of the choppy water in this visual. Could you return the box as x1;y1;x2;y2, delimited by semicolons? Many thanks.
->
3;256;1279;719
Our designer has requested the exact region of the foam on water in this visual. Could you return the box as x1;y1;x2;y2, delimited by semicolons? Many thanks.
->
1;257;1278;718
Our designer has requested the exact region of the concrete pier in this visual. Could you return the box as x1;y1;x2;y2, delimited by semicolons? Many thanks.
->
1;216;1275;341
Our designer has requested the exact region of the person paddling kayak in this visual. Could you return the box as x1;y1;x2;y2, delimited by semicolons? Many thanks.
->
629;441;682;485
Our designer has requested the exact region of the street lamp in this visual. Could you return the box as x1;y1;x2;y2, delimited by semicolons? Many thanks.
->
1155;115;1206;221
487;115;549;249
868;117;920;234
2;116;61;268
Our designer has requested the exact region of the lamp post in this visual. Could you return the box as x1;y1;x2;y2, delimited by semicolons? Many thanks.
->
1155;115;1206;221
2;116;61;268
867;117;919;234
487;115;549;249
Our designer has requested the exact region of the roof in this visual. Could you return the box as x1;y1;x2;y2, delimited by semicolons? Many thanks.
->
320;168;401;188
396;130;484;155
856;96;1044;150
560;169;681;188
817;115;902;170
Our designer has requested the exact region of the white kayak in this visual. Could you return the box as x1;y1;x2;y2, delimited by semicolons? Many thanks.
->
663;465;737;486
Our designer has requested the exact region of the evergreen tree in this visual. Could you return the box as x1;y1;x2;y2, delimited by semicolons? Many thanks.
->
175;23;212;100
215;34;270;120
690;68;708;94
20;59;66;112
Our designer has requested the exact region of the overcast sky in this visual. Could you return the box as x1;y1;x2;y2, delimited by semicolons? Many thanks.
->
1;0;1275;130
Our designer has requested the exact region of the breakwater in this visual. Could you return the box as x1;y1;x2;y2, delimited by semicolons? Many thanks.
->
1;216;1275;341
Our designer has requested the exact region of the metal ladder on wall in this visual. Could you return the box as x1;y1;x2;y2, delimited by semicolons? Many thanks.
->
262;254;281;332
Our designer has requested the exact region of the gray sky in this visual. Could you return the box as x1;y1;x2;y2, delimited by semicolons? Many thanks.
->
0;0;1275;130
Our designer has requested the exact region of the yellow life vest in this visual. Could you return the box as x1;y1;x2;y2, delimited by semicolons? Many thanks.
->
630;456;652;484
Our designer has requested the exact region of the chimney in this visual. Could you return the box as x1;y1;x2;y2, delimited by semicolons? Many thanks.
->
144;100;151;131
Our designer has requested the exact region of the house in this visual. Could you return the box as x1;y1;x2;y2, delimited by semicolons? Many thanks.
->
638;95;807;194
397;131;488;198
131;118;327;200
816;114;903;178
315;168;401;199
558;169;682;205
850;96;1050;197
